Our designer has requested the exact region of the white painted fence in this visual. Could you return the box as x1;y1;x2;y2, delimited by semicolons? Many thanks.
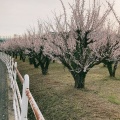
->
0;52;45;120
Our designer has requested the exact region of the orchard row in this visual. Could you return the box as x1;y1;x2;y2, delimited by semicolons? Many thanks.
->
0;0;120;89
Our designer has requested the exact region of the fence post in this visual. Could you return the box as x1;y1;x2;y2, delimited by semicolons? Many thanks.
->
21;74;29;120
10;58;14;89
14;62;17;82
7;56;11;77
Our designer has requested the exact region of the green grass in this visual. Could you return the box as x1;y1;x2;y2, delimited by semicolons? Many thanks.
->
108;95;120;105
16;58;120;120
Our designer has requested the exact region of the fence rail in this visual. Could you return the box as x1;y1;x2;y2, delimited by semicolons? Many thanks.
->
0;52;45;120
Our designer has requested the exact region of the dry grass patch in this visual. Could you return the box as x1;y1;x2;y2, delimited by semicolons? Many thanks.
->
16;58;120;120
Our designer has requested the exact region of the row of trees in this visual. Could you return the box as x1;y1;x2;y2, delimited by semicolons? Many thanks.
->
0;0;120;89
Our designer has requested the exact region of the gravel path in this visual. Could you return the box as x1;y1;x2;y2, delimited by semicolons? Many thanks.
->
0;60;8;120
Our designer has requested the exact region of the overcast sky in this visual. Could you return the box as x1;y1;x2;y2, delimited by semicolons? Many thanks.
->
0;0;120;37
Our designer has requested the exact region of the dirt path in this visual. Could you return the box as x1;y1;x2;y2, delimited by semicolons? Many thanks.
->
0;60;8;120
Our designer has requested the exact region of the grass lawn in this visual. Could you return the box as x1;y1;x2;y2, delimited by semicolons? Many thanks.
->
16;58;120;120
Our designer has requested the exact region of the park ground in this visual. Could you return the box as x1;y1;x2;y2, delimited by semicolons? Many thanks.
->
16;58;120;120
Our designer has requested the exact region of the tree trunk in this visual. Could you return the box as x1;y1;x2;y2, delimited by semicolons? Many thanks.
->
20;54;22;60
33;58;39;68
41;68;48;75
21;53;26;62
29;57;33;64
28;53;33;64
19;52;22;60
15;52;17;59
12;52;15;58
112;61;118;77
106;61;118;77
71;71;87;88
107;62;113;77
40;58;50;75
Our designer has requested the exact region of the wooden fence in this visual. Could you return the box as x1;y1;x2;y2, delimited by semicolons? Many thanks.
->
0;52;45;120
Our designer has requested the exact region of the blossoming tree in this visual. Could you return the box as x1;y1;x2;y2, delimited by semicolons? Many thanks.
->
24;25;51;75
44;0;113;88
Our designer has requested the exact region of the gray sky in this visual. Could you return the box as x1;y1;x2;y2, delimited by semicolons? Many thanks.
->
0;0;120;37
